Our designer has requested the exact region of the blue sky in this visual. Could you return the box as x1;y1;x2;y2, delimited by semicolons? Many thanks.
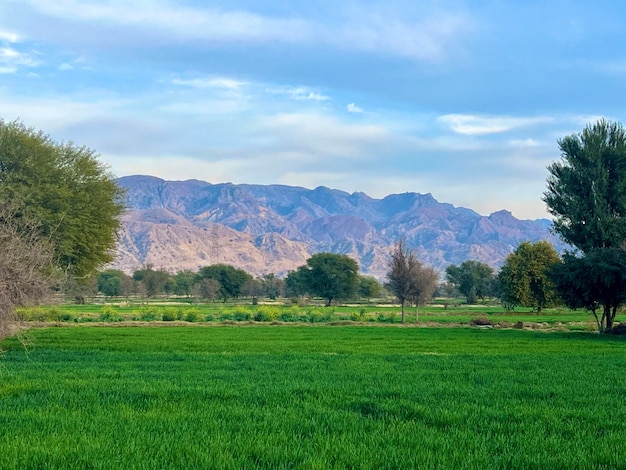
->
1;0;624;219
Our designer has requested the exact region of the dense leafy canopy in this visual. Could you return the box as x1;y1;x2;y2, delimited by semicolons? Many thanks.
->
544;119;626;252
544;120;626;331
0;120;125;278
197;264;253;301
303;253;359;306
445;260;494;304
498;241;561;313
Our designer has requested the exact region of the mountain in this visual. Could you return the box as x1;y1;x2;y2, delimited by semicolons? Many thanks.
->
111;175;562;278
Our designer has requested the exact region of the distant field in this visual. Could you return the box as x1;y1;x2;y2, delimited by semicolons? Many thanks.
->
15;301;600;330
1;326;625;468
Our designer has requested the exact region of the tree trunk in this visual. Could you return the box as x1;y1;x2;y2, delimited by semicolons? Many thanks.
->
415;304;419;323
401;299;405;324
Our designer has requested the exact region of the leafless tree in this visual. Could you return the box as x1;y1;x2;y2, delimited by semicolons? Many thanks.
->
0;207;57;339
385;240;439;323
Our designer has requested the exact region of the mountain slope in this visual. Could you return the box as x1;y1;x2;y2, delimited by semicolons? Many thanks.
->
112;175;561;277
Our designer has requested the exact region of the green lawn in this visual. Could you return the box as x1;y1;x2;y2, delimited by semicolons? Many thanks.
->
1;326;625;469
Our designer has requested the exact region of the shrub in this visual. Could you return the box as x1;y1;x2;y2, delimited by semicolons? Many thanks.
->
470;316;494;326
253;306;279;322
232;306;251;322
99;306;123;322
184;308;201;322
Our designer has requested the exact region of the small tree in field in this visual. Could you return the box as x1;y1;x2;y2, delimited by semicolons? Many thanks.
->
385;240;438;323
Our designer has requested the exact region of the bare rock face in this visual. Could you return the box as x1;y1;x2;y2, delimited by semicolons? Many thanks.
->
110;175;562;277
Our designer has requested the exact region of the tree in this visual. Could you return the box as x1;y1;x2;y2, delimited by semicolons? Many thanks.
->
358;275;382;301
173;270;196;297
544;119;626;252
97;270;124;298
193;278;221;301
303;253;359;306
544;120;626;331
0;120;125;279
260;273;285;300
551;248;626;332
410;265;438;323
445;260;494;304
197;264;252;302
498;241;561;313
385;240;438;323
133;266;170;298
285;266;310;299
0;206;56;338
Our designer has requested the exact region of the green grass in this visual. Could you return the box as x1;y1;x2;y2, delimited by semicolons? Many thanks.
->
1;326;626;468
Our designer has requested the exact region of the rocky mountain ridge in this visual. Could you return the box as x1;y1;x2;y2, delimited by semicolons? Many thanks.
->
111;175;561;278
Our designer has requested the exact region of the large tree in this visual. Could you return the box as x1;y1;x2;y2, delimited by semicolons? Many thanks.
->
197;264;252;302
544;120;626;331
0;120;125;279
498;241;561;313
445;260;494;304
302;253;359;306
385;240;438;323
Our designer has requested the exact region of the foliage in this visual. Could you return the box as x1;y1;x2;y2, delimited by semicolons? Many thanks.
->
0;120;125;279
259;274;285;300
302;253;360;306
133;266;170;298
172;270;196;297
498;241;561;313
97;269;132;298
544;119;626;252
193;278;221;300
551;248;626;332
445;260;494;304
197;264;252;301
358;275;382;300
385;240;438;323
284;265;310;298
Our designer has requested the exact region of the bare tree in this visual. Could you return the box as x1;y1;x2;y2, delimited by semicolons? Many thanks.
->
385;240;439;323
410;265;439;323
0;207;56;338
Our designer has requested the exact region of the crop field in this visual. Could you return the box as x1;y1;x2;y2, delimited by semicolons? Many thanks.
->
15;301;600;330
1;326;625;469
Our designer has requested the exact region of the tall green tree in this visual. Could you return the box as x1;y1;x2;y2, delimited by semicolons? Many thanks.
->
303;253;359;306
498;241;561;313
285;266;310;299
544;120;626;331
197;264;252;302
358;275;382;301
544;119;626;252
445;260;494;304
132;266;170;298
0;120;125;279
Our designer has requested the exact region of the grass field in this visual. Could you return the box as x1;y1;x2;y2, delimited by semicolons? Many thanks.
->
1;326;625;469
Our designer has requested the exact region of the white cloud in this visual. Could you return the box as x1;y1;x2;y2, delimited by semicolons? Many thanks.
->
0;29;18;43
438;114;553;135
17;0;472;62
267;86;330;101
58;62;74;71
172;77;246;90
346;103;363;113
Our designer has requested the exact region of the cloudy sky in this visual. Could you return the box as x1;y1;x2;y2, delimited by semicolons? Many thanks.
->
1;1;624;219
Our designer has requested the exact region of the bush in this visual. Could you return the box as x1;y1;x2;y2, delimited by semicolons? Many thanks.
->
184;308;201;322
253;306;279;322
138;307;159;321
232;306;251;322
99;306;123;322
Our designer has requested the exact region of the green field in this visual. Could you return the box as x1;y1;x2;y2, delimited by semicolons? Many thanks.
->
1;326;625;469
15;301;600;330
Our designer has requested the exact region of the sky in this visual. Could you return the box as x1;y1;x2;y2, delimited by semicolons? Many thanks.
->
1;0;624;220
